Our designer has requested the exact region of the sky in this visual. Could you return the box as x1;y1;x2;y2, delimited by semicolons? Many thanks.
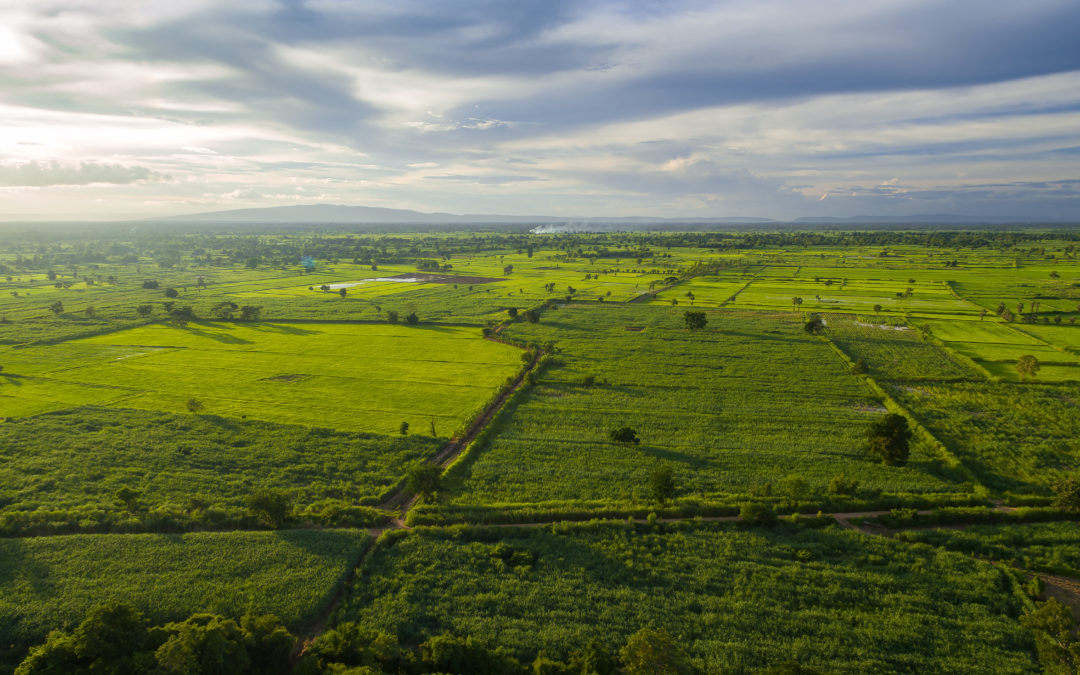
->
1;0;1079;221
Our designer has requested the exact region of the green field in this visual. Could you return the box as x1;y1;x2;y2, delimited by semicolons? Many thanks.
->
1;321;522;435
0;529;368;662
4;228;1080;673
0;407;440;525
885;380;1080;492
899;521;1080;578
446;305;959;508
336;522;1038;673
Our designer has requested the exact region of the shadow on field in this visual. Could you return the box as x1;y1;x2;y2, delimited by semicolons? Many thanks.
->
0;539;51;596
254;324;321;336
637;444;709;467
184;325;253;345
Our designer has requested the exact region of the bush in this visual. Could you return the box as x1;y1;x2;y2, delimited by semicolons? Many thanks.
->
609;426;639;444
866;413;912;466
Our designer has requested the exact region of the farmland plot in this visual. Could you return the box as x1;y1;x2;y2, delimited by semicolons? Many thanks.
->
0;530;368;661
0;321;522;435
336;522;1039;673
448;305;958;505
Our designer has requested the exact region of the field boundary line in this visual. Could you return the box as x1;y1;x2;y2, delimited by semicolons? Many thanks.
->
717;275;759;308
376;346;543;514
1003;323;1080;362
817;334;974;481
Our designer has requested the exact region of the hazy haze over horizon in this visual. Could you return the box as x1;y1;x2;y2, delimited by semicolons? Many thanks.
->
1;0;1079;222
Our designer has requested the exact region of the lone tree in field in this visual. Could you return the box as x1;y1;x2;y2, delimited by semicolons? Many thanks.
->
1017;354;1040;381
619;627;689;675
406;463;442;500
610;426;639;445
169;306;196;328
1052;476;1080;511
1021;598;1080;674
804;316;825;334
650;465;675;504
247;489;292;528
867;413;912;466
185;398;203;414
683;311;707;330
114;486;141;512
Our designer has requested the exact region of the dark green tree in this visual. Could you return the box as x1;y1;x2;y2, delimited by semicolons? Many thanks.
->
1017;354;1040;381
246;489;292;528
619;627;689;675
866;413;912;466
114;486;141;512
610;426;639;444
1052;476;1080;511
650;465;675;504
1022;598;1080;675
406;463;442;500
683;311;707;330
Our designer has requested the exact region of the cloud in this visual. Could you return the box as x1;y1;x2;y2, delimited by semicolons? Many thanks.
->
0;161;167;187
424;174;543;184
0;0;1077;219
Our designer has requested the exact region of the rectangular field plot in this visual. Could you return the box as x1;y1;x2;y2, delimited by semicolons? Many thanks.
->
448;306;959;505
885;380;1080;492
0;322;522;435
826;317;976;381
922;319;1080;382
0;530;367;659
0;407;442;514
337;523;1039;674
645;273;748;306
731;277;978;318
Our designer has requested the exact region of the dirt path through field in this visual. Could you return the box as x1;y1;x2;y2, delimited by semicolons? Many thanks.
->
295;348;542;654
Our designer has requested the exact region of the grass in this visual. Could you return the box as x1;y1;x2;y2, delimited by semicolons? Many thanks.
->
0;407;441;517
1;321;522;435
445;305;959;508
337;522;1038;673
898;521;1080;578
884;380;1080;492
0;529;368;661
826;315;976;381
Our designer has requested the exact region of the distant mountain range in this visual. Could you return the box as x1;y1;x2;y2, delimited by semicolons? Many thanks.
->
151;204;1072;226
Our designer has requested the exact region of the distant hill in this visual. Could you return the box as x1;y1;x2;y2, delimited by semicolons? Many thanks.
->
153;204;776;225
150;204;1073;228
